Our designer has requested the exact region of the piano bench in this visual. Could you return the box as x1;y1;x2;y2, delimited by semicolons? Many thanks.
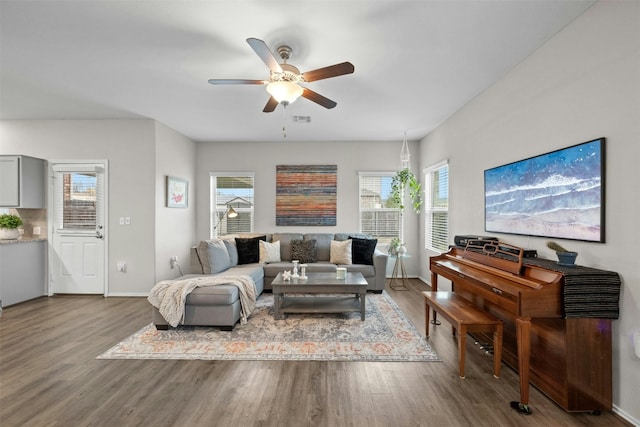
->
422;291;503;379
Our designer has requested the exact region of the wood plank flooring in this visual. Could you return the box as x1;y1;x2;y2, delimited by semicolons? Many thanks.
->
0;280;631;427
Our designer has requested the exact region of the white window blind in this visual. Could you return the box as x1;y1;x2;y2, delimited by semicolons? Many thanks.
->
53;165;103;231
358;172;399;243
424;161;449;252
210;173;255;238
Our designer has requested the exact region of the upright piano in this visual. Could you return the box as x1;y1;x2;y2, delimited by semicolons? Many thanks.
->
429;241;617;413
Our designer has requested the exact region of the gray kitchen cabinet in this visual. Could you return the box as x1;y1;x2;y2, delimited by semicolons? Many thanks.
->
0;240;47;307
0;155;46;208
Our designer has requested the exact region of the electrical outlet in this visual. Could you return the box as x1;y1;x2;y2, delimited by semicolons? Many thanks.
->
170;256;178;268
117;261;127;272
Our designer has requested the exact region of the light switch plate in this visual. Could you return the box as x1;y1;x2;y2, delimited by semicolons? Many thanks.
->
634;330;640;359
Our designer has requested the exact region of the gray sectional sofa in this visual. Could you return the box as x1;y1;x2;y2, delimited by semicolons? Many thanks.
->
151;232;388;330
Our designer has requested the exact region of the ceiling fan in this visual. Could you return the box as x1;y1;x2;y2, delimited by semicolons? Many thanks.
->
208;38;355;112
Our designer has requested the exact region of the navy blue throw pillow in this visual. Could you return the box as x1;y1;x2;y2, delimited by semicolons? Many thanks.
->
235;236;266;265
349;237;377;265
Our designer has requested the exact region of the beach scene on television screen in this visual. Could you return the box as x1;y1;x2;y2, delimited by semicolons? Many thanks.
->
485;140;602;242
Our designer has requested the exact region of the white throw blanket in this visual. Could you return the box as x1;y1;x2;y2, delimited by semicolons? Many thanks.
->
147;275;256;327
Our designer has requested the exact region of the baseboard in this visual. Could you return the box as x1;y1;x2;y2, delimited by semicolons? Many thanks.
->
612;404;639;426
106;292;149;297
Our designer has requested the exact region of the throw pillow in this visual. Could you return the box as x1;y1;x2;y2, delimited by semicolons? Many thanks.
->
330;239;352;265
291;239;317;264
259;240;281;263
350;236;378;265
223;239;238;266
235;235;266;265
206;239;231;274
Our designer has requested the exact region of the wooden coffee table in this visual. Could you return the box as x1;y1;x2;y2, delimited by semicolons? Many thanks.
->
271;272;368;320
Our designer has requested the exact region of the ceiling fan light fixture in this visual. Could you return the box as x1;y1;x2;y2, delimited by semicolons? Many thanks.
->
266;81;303;105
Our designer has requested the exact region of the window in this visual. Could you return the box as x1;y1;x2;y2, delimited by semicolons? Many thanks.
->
210;173;254;238
52;164;104;231
424;161;449;252
358;172;400;243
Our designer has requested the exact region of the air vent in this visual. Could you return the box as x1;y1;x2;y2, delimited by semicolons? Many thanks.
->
292;115;311;123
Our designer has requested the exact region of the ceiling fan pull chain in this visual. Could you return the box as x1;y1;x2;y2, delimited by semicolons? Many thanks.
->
282;103;287;138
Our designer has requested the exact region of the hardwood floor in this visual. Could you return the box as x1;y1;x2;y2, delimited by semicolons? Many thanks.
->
0;280;631;427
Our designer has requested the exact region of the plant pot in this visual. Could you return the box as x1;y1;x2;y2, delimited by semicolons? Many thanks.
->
556;251;578;266
0;228;20;240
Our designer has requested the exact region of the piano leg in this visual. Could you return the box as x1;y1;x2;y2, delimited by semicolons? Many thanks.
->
511;317;533;415
429;272;442;325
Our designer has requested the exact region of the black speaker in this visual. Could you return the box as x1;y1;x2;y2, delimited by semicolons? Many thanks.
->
454;235;498;247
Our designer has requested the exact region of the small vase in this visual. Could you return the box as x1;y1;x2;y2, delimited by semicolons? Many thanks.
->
0;228;20;240
398;245;407;256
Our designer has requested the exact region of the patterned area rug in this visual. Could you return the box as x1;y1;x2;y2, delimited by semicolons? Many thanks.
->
98;292;440;362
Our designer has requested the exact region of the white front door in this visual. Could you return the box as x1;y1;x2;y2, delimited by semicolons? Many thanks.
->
49;162;107;294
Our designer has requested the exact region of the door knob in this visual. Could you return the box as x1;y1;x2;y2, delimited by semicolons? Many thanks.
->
96;231;103;239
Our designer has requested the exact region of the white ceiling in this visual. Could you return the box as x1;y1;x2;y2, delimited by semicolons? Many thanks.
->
0;1;595;143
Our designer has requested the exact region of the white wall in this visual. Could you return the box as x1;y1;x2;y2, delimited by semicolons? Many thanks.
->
195;140;421;275
154;122;197;281
0;119;158;295
419;1;639;422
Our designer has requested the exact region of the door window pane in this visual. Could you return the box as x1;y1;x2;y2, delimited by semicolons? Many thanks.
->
62;173;97;229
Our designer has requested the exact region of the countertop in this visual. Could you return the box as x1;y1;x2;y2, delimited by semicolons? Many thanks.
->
0;237;47;245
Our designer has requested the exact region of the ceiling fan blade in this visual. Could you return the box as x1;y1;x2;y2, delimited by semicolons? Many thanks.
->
263;97;279;113
302;88;337;109
208;79;265;85
302;62;354;82
246;38;282;73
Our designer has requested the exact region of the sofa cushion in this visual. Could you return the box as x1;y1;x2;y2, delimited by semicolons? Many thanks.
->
272;233;304;261
330;239;352;265
259;240;281;263
344;263;375;278
305;262;337;273
350;236;378;265
236;235;266;265
186;285;239;306
216;264;264;286
291;239;317;263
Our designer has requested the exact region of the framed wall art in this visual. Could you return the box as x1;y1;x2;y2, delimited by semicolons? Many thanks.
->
166;176;188;208
276;165;337;226
484;137;605;242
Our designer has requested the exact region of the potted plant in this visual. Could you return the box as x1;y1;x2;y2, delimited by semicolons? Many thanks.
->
546;241;578;266
390;168;423;214
0;214;23;240
389;168;422;254
388;238;402;256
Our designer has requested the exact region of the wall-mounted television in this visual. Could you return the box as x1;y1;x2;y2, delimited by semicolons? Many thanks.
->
484;138;605;243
